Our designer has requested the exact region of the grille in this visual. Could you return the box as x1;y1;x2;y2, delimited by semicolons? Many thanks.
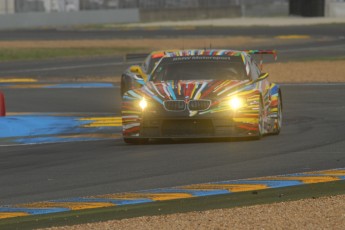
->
188;100;211;111
163;100;186;111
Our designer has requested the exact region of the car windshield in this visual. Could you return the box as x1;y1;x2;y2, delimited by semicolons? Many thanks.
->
151;58;246;82
147;57;162;74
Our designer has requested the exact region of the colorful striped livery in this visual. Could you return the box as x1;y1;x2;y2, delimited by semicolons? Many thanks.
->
121;49;282;143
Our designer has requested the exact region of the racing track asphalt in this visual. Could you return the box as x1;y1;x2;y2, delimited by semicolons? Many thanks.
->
0;23;344;79
1;84;345;205
0;38;344;80
0;24;344;206
0;24;344;40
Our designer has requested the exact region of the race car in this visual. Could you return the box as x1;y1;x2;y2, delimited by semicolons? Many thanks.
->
121;50;177;96
0;91;6;117
121;49;282;144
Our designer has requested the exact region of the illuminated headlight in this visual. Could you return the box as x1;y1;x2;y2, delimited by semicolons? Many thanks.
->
229;97;246;110
139;98;148;110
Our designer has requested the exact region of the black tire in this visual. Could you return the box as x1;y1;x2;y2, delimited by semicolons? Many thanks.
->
123;138;149;145
121;75;132;96
272;93;283;135
255;99;265;140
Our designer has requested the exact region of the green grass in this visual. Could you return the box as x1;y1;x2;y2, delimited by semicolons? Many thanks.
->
0;47;145;62
1;181;344;230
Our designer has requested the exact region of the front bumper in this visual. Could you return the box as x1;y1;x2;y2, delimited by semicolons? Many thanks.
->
135;116;259;138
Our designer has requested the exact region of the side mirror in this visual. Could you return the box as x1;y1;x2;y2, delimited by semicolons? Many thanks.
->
258;73;269;80
133;74;143;80
129;65;142;74
129;65;148;81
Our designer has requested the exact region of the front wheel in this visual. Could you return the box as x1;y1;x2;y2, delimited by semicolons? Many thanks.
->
254;100;265;140
272;94;282;135
121;75;132;96
123;138;149;145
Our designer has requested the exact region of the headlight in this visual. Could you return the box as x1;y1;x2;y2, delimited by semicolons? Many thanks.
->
229;97;245;110
139;98;148;110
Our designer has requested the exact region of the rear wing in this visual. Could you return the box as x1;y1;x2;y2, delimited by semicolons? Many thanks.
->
245;50;277;70
245;50;277;60
123;53;149;63
124;51;169;63
123;50;278;66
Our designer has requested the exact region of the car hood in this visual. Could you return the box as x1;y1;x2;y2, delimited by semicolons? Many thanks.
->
140;80;254;102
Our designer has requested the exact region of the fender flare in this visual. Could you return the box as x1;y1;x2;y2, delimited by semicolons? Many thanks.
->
121;74;132;96
121;72;145;96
